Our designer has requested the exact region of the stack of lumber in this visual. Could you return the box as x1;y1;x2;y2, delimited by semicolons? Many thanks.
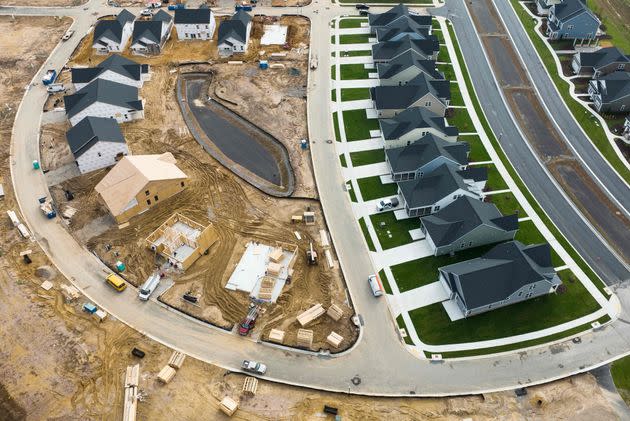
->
123;364;140;421
326;331;343;348
219;396;239;417
297;329;314;348
266;262;281;276
326;304;343;321
242;377;259;396
258;277;276;301
157;366;177;384
297;303;325;327
268;248;283;263
268;328;285;344
168;351;186;369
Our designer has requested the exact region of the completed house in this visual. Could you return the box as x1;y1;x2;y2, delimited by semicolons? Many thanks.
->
397;164;487;217
624;116;630;140
174;6;216;40
546;0;600;41
92;9;135;54
371;73;451;117
536;0;562;16
571;47;630;77
377;51;443;86
380;107;459;148
95;152;188;223
217;10;252;57
131;10;173;55
369;4;432;33
372;35;439;64
438;241;562;318
421;196;518;256
71;54;150;90
64;79;144;126
588;72;630;113
65;116;128;174
385;134;469;181
375;18;433;43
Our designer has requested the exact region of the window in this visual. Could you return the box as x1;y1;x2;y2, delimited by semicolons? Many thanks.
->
518;291;523;297
97;152;102;157
433;206;440;212
618;64;625;70
406;141;411;146
567;24;574;30
145;190;150;196
180;181;185;187
425;101;431;107
453;195;458;199
146;199;151;205
154;195;159;201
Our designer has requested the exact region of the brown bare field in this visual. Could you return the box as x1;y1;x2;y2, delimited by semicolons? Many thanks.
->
0;0;84;5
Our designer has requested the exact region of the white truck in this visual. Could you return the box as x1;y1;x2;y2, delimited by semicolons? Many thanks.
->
241;360;267;375
46;83;66;94
376;197;399;212
138;272;161;301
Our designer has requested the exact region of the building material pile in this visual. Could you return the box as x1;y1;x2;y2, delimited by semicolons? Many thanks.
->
326;304;344;321
168;351;186;369
157;365;177;384
268;328;285;344
219;396;239;417
296;328;314;348
123;364;140;421
258;277;276;301
326;331;344;348
297;303;325;327
268;247;283;263
242;377;258;396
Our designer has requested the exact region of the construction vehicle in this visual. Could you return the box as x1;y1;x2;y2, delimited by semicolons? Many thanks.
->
239;306;258;336
306;242;318;265
241;360;267;375
38;196;56;218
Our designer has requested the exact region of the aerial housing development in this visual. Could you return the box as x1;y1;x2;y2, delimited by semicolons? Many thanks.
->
2;0;630;418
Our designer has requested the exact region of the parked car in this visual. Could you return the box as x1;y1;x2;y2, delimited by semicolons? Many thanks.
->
46;83;66;94
355;3;369;10
167;3;185;10
242;360;267;375
62;29;75;41
368;274;383;297
141;8;154;16
146;1;161;8
376;197;399;212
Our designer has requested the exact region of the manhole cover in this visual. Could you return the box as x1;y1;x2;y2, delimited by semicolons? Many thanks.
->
351;376;361;385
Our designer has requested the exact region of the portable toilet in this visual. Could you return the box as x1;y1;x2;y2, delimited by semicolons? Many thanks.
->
116;261;126;272
32;160;40;170
300;139;308;149
82;302;97;314
259;60;269;70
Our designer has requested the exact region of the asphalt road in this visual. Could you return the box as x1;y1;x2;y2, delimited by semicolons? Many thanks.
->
4;0;630;397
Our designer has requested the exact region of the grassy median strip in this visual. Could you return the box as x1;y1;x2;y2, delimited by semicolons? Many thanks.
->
340;63;371;80
332;112;341;142
331;64;336;80
510;0;630;183
339;34;370;45
349;148;385;166
341;87;371;101
348;184;357;202
331;90;336;102
396;315;414;345
343;109;380;141
358;217;376;252
339;154;347;168
447;22;608;295
379;269;393;294
339;50;373;57
357;176;397;201
339;18;367;29
370;211;422;250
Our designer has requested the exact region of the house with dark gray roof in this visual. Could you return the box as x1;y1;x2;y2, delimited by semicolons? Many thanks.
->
385;134;469;181
372;35;440;64
624;116;630;141
377;50;443;86
397;164;487;217
588;71;630;113
71;54;150;90
438;241;562;318
546;0;600;41
369;4;432;33
92;9;135;54
174;7;216;41
131;10;173;55
380;107;458;148
63;79;144;126
65;116;128;174
421;196;518;256
371;73;451;117
571;47;629;77
536;0;562;16
218;10;252;57
375;18;433;43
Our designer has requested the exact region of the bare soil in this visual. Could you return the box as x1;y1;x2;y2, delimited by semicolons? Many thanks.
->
0;0;84;5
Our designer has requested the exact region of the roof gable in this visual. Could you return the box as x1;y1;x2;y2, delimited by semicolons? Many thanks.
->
63;79;141;118
174;8;212;24
65;116;125;158
218;10;252;45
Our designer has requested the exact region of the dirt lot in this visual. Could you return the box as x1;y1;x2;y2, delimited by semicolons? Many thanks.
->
0;0;84;5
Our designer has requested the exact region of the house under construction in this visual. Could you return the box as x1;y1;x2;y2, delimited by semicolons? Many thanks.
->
146;213;219;270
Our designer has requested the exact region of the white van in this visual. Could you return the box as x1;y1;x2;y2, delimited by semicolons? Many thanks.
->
368;274;383;297
46;83;66;94
138;273;161;301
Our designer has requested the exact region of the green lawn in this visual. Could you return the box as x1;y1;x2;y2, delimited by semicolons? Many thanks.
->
449;82;465;106
339;34;371;45
379;269;393;295
485;192;526;217
515;221;564;266
459;135;490;161
331;90;336;102
339;154;347;168
330;35;335;44
611;355;630;406
370;211;422;250
437;62;455;80
447;108;475;132
331;65;336;80
341;88;371;101
356;176;397;201
339;19;367;29
342;109;380;141
332;112;341;142
435;29;445;43
396;315;414;345
510;0;630;183
447;21;609;296
339;0;432;3
589;0;630;52
348;183;357;202
437;45;451;63
409;270;601;345
391;244;496;292
339;50;373;57
485;165;508;191
358;217;376;252
432;19;441;30
349;148;385;166
340;64;371;80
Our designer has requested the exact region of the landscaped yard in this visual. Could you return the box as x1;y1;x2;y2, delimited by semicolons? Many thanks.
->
611;355;630;406
437;62;455;80
339;34;371;45
358;217;376;252
331;90;336;102
379;269;393;294
339;50;373;57
356;175;397;201
342;109;380;141
341;88;371;101
515;221;564;266
331;65;336;80
446;108;475;132
339;154;347;168
437;45;451;63
349;148;385;166
449;82;465;106
348;183;357;202
340;63;371;80
332;112;341;141
459;135;490;161
339;18;367;29
484;165;508;191
485;192;526;217
370;211;422;250
408;269;601;345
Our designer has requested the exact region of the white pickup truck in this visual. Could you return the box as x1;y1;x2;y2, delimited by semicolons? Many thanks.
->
241;360;267;375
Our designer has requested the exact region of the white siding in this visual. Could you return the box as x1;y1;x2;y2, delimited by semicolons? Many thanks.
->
175;19;216;40
74;69;143;91
76;141;129;174
69;101;144;126
383;128;457;149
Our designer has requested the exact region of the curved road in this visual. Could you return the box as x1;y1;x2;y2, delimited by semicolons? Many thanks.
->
5;0;630;396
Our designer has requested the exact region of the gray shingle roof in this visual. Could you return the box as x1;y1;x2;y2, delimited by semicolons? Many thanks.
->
65;116;125;158
218;10;252;45
377;50;443;80
372;35;440;61
551;0;598;23
592;72;630;102
64;79;142;118
385;133;469;173
174;7;212;24
375;17;432;42
371;73;451;109
439;241;560;310
380;107;458;140
397;164;485;208
421;196;518;247
71;54;144;84
368;4;432;28
93;9;135;44
132;10;172;45
576;47;630;69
